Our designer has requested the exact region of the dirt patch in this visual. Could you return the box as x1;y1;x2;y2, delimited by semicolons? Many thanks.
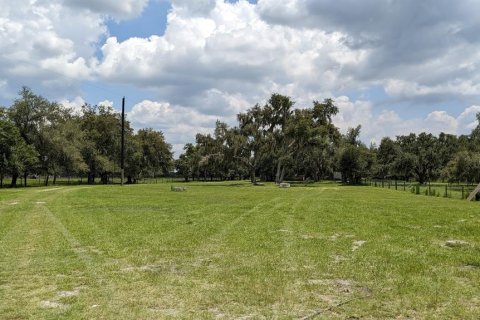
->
40;300;68;309
57;289;80;298
307;278;356;294
329;233;340;241
352;240;366;251
317;294;341;305
8;202;19;205
86;246;103;254
444;240;470;248
147;308;180;316
301;233;323;240
332;255;347;263
121;264;159;272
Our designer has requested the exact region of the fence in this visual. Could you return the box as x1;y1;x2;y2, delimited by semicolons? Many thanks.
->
366;179;479;201
0;175;185;188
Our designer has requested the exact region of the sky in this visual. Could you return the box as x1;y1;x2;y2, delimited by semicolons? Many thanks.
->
1;0;479;156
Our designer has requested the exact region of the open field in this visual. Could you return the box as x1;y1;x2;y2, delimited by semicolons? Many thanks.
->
0;182;479;319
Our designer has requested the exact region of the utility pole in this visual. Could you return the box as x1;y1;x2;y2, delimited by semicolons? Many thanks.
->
121;97;125;186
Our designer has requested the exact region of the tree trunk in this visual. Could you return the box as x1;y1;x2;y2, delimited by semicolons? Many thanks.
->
127;176;133;184
88;172;95;184
279;166;286;183
53;173;57;185
250;166;256;184
24;172;28;187
11;174;18;188
45;174;49;186
275;160;282;184
101;173;108;184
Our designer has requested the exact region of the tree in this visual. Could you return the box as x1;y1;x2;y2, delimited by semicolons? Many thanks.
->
79;104;126;184
267;93;294;183
396;133;440;184
0;111;38;187
312;98;339;126
337;125;375;184
175;143;201;182
377;137;399;178
131;128;173;182
7;87;65;186
238;105;270;184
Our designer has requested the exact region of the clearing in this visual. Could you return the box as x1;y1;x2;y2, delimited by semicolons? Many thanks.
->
0;182;479;319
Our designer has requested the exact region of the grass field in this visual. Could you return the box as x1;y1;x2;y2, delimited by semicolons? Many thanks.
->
0;182;479;319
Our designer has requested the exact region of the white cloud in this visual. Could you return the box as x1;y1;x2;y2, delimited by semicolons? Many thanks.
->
63;0;149;20
0;0;105;98
95;0;355;113
458;106;480;131
128;100;223;155
98;99;115;109
60;96;86;114
257;0;480;102
333;95;479;144
171;0;216;17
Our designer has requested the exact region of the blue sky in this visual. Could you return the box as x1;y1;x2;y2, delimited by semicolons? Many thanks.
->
1;0;479;155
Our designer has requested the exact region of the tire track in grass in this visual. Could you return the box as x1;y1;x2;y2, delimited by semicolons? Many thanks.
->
39;203;97;269
0;192;93;317
36;202;123;311
31;188;128;317
194;197;282;257
183;197;287;317
0;205;47;316
277;194;318;317
0;190;44;244
185;196;282;277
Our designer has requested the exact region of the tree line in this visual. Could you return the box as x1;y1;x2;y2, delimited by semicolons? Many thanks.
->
0;87;173;187
175;93;480;185
2;88;480;188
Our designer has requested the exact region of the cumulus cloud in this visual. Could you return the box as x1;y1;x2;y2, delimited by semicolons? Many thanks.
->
63;0;149;20
171;0;216;17
258;0;480;102
60;96;86;114
96;0;354;115
333;96;479;144
0;0;106;98
128;99;224;155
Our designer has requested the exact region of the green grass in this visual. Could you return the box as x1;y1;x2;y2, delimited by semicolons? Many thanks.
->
0;182;479;319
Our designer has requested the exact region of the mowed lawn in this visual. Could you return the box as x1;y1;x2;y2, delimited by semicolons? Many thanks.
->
0;183;479;319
